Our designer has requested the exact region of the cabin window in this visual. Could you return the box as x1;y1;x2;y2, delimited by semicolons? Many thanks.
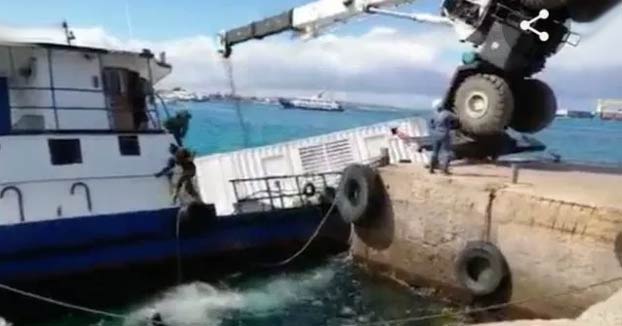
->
92;75;100;89
48;139;83;165
118;135;140;156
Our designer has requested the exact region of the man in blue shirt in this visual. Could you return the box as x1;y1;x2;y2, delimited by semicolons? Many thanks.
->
429;109;459;175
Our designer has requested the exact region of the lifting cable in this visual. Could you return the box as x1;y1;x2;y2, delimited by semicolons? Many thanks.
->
222;59;250;148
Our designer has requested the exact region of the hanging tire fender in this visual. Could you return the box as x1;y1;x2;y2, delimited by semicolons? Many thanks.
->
176;201;217;236
455;241;509;297
302;182;317;198
335;164;383;226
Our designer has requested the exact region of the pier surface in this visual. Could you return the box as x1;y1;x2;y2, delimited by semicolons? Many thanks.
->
351;162;622;318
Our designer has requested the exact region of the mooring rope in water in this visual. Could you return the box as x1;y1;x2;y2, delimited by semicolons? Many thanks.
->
0;274;620;325
0;283;125;320
342;276;622;326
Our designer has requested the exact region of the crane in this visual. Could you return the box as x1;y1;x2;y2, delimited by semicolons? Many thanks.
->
217;0;620;139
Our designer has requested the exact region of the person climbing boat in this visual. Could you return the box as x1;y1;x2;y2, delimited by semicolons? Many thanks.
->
155;143;200;203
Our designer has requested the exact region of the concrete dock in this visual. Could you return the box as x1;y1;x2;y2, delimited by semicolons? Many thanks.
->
351;162;622;318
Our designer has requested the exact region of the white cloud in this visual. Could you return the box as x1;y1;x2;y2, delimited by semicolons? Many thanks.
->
541;9;622;109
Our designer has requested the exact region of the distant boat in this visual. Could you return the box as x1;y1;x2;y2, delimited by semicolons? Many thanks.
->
556;109;593;119
279;91;344;112
566;110;594;119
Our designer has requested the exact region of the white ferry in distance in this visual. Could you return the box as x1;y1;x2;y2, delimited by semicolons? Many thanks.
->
279;91;344;112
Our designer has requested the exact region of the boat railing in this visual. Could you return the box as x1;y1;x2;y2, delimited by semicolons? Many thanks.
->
9;86;164;132
0;186;24;222
70;182;93;212
230;172;342;213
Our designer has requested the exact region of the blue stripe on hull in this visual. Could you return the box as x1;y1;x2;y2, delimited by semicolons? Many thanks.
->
0;207;347;282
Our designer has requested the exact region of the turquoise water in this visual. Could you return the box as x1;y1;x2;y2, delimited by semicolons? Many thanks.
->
536;118;622;165
180;101;622;165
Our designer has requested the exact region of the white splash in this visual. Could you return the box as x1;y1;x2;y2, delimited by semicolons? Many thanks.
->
125;267;336;326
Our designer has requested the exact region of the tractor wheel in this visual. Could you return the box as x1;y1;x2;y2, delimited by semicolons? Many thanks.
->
510;79;557;134
568;0;621;22
520;0;568;8
453;74;514;136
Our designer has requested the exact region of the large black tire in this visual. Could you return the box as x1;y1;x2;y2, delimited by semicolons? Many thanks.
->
520;0;568;8
336;164;382;226
510;79;557;133
177;201;217;236
454;74;514;136
455;241;509;297
568;0;621;22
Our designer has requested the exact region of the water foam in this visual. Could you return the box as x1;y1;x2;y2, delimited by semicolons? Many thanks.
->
125;266;336;326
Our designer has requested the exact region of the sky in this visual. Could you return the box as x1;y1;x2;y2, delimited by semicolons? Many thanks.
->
0;0;620;110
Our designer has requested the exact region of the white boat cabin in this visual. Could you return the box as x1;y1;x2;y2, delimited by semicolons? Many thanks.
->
0;42;177;224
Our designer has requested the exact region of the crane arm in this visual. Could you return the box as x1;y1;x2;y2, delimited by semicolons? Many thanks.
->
218;0;422;57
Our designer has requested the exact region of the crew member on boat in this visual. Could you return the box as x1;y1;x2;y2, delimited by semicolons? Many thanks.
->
155;144;201;203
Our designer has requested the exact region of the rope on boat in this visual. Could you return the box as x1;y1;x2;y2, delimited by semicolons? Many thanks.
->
253;155;388;268
255;196;339;268
0;273;620;325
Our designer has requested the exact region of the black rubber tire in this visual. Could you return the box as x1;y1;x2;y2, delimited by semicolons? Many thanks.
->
336;164;382;226
454;74;514;136
568;0;621;22
177;201;217;235
520;0;568;8
302;182;316;198
455;241;508;297
510;79;557;133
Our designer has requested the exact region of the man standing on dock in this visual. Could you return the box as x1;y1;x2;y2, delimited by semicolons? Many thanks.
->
429;109;459;175
393;109;458;175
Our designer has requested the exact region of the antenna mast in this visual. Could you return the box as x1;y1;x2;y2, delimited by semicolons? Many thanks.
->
62;20;76;45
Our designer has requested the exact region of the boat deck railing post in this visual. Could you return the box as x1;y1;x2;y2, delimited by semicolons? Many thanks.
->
1;186;24;222
265;179;275;210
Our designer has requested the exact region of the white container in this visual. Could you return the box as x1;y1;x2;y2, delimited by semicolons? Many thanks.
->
195;116;429;215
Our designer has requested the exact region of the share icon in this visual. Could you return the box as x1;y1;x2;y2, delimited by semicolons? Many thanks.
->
520;9;550;42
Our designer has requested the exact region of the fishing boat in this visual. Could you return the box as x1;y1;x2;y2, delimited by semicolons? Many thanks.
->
279;91;343;112
0;41;350;285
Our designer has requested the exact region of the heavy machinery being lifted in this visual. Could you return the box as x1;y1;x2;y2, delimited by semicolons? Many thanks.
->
217;0;620;156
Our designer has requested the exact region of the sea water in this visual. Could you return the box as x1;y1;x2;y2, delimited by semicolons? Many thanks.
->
35;257;458;326
29;102;622;326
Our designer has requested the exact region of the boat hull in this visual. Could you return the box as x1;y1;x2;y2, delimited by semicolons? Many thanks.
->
0;205;349;283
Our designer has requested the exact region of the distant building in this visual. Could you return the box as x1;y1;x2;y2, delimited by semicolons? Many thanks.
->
597;99;622;121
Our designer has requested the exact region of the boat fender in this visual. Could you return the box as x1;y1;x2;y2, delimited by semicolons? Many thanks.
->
302;182;316;198
335;164;383;226
176;201;217;236
455;241;508;297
